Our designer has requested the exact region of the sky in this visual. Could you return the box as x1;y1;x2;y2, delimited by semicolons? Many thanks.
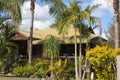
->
19;0;114;39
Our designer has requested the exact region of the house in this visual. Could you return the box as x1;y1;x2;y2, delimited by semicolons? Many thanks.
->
9;28;106;59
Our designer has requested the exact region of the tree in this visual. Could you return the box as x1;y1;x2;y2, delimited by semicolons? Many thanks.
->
102;0;119;48
50;1;99;79
80;5;101;80
77;4;100;80
0;16;18;73
106;23;120;80
108;1;119;79
43;35;60;78
104;0;120;79
113;0;119;48
28;0;65;65
28;0;35;65
0;0;23;73
0;0;24;25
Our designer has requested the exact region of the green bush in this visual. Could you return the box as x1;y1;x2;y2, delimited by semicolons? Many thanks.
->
32;59;50;78
46;59;75;80
12;59;49;78
33;66;46;78
0;60;6;72
12;59;75;79
12;66;29;77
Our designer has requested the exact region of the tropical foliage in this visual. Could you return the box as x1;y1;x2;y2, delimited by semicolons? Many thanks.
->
86;46;118;80
46;59;75;80
0;0;119;80
0;0;23;72
28;0;65;65
0;20;18;73
43;35;60;59
12;58;76;79
12;59;49;77
0;0;24;25
50;1;100;79
43;35;60;77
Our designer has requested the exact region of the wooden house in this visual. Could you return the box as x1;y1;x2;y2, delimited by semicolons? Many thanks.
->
9;28;106;59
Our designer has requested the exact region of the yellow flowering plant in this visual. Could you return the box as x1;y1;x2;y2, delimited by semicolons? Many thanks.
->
86;46;117;80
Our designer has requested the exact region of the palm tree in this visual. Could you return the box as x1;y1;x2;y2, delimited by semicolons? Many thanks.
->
28;0;66;65
77;4;100;80
105;0;119;79
0;16;18;73
28;0;35;65
50;2;80;79
43;35;60;78
109;1;120;80
51;1;88;80
0;0;24;25
80;5;101;80
110;0;119;79
50;1;100;79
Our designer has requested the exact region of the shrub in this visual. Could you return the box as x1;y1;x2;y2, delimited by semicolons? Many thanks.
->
0;60;6;72
46;59;75;80
12;59;49;78
12;66;29;77
32;59;49;78
86;46;116;80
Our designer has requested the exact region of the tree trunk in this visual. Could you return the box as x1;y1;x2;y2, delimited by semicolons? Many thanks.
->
75;28;79;80
82;57;87;80
50;54;54;78
29;0;35;64
113;0;119;80
113;0;119;48
114;13;119;48
79;35;82;80
117;56;120;80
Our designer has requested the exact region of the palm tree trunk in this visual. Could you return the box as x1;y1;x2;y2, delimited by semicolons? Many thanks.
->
29;0;35;64
117;56;120;80
75;28;79;80
79;35;82;80
51;54;54;78
113;0;119;80
82;57;87;80
113;0;119;48
114;13;119;48
82;39;90;80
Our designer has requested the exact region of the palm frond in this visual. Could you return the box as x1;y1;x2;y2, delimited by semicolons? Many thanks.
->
0;0;24;25
85;4;101;13
0;13;11;25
